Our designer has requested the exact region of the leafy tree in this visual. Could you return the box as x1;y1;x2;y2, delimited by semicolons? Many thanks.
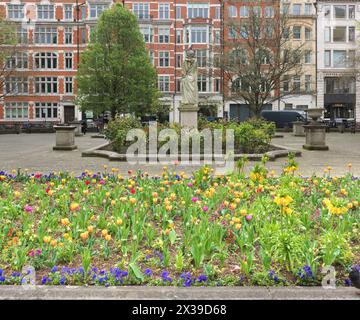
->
0;18;18;100
219;4;307;117
76;4;160;118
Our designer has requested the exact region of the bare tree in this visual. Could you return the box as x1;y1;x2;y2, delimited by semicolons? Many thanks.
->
0;17;19;100
218;3;307;117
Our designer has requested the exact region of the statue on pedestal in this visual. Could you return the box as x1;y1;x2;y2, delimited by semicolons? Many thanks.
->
181;48;198;107
179;48;199;128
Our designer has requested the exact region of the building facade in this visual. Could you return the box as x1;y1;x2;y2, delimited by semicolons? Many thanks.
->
0;0;91;124
123;0;224;123
0;0;225;124
279;0;317;111
1;1;359;125
317;0;360;122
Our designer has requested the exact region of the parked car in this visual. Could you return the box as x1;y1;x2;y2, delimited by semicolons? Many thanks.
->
140;115;157;126
260;110;307;129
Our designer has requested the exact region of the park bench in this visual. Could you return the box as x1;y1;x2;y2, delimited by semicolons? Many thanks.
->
0;124;21;134
22;122;56;133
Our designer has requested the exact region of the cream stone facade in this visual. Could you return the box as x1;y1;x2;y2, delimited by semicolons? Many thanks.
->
316;0;360;123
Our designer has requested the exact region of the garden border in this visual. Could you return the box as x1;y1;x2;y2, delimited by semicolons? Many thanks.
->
81;142;301;162
0;286;358;300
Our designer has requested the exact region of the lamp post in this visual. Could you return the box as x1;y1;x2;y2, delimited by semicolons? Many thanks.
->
313;1;318;107
219;0;225;119
75;1;86;68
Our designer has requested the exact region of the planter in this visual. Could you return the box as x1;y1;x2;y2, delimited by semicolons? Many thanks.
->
82;141;301;162
303;124;329;151
53;126;77;151
69;121;83;137
306;108;324;122
292;121;306;137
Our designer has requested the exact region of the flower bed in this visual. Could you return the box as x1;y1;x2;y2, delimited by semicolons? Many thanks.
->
0;160;359;287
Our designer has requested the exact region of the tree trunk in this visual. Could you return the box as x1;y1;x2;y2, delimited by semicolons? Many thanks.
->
111;107;116;120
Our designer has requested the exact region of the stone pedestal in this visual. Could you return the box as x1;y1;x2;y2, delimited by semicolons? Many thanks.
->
303;124;329;151
53;126;77;150
292;121;306;136
179;103;199;129
69;121;83;136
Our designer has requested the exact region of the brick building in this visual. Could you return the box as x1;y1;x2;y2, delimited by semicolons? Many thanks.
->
0;0;225;124
0;0;88;124
2;1;349;126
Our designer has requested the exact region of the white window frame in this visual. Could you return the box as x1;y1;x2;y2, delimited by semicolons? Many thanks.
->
34;52;58;69
140;26;153;43
5;77;28;95
158;28;170;43
228;5;237;18
64;27;73;44
5;102;29;119
159;3;170;20
159;51;170;67
35;102;58;119
64;4;73;20
187;4;209;19
158;75;170;92
65;77;73;94
65;52;73;69
37;5;55;20
7;4;24;19
6;52;28;69
34;26;57;44
133;3;150;19
89;3;109;19
35;77;58;94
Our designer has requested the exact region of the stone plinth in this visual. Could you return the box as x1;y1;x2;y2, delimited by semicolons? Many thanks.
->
179;103;199;129
303;124;329;151
69;121;83;137
292;121;306;136
53;126;77;151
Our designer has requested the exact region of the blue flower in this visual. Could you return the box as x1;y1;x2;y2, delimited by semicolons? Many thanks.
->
0;276;5;282
0;269;3;276
144;269;152;277
60;277;66;286
41;276;48;285
51;266;58;273
161;271;172;283
344;278;352;286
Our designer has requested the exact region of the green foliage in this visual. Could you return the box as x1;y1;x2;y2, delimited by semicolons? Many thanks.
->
0;18;18;99
201;118;275;153
76;4;160;117
104;116;142;152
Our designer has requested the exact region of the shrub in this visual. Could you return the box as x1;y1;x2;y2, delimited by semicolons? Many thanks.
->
105;117;274;154
104;117;142;153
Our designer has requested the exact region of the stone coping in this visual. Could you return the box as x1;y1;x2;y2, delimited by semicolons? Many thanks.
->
82;142;301;162
0;286;358;300
53;126;77;131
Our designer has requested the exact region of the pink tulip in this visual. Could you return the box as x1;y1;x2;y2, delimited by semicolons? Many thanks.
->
203;206;209;212
24;205;33;213
245;215;253;221
191;197;198;202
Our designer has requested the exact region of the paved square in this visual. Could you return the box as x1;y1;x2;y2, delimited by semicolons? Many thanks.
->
0;132;359;176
